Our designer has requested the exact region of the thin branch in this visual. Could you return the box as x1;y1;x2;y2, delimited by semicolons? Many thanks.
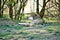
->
46;0;50;4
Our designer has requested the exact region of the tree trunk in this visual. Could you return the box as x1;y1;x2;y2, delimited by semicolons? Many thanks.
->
15;0;18;20
39;0;50;19
36;0;39;14
9;4;13;19
58;0;60;17
39;0;46;19
20;0;24;21
1;0;5;17
0;0;2;18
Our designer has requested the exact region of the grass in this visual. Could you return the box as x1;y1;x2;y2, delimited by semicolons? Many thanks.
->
0;24;24;30
2;14;9;19
42;22;60;34
0;32;11;38
0;18;60;40
0;25;24;39
12;26;24;30
19;30;31;36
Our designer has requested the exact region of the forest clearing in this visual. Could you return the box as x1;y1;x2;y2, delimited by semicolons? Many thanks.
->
0;0;60;40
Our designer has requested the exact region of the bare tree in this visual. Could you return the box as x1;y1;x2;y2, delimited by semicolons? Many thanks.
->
36;0;39;14
1;0;7;17
58;0;60;17
9;0;13;19
0;0;2;18
38;0;50;19
17;0;28;20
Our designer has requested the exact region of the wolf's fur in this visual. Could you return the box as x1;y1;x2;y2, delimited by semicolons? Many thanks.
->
30;18;43;26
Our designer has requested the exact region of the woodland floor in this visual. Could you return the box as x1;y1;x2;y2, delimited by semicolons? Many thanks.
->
0;19;60;40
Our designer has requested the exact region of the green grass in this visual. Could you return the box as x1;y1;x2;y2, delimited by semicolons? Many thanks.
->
0;25;24;38
0;22;60;40
12;26;24;30
19;30;31;35
42;22;60;34
0;32;11;38
2;14;9;19
0;25;24;30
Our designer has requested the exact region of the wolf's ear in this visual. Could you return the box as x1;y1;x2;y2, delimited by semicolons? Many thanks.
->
35;14;37;16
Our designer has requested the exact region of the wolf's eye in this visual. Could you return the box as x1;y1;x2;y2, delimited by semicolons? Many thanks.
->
35;14;37;16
